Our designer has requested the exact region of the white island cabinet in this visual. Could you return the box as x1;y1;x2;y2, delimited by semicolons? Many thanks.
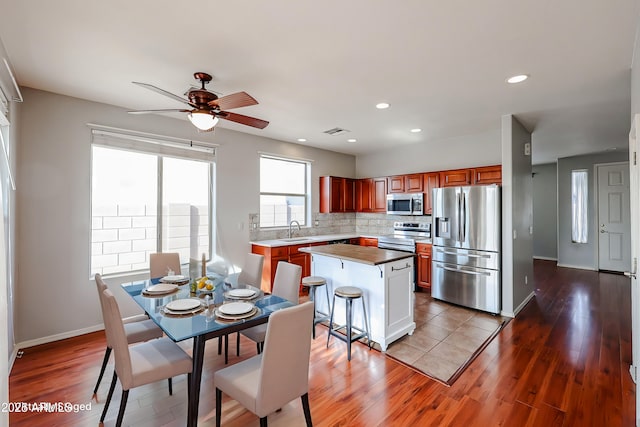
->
299;244;415;351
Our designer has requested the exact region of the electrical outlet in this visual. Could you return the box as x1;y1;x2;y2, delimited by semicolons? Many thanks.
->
314;220;319;226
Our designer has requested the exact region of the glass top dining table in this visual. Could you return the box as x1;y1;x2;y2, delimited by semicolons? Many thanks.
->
121;274;293;427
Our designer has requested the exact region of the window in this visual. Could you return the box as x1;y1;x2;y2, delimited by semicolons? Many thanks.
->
259;155;310;228
571;169;588;243
90;129;215;276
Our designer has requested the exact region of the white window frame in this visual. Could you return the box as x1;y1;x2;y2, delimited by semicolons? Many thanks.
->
89;125;218;276
259;153;311;229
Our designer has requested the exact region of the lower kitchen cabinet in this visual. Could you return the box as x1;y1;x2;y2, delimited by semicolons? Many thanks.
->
416;243;432;291
359;237;379;247
251;243;312;293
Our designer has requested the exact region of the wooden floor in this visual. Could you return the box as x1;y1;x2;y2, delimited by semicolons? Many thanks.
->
9;260;635;426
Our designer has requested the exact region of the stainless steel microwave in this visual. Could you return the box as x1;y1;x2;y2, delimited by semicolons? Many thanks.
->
386;193;424;215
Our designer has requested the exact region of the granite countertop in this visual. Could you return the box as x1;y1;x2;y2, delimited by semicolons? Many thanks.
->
251;233;381;248
299;243;414;266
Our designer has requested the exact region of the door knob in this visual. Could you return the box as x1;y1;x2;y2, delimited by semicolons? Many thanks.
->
600;229;606;233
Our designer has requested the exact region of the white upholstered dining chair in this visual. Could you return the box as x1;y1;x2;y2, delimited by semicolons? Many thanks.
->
92;273;164;401
99;288;193;427
215;301;315;427
240;261;301;354
220;253;265;361
149;252;181;279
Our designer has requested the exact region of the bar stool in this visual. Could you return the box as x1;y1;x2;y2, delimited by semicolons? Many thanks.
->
326;286;372;361
301;276;331;339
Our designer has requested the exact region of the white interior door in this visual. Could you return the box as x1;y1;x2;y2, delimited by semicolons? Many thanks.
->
597;162;631;272
627;115;639;426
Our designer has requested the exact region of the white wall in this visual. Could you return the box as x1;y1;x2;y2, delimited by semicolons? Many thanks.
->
501;114;534;317
556;151;629;270
355;129;501;178
532;163;558;260
14;88;355;345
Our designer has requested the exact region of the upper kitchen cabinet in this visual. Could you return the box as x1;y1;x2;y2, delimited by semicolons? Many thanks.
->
422;172;440;214
358;177;387;212
439;168;473;187
473;165;502;185
387;174;423;193
320;176;356;213
387;175;405;193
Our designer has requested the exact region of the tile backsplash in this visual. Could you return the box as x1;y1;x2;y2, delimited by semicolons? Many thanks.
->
249;212;432;241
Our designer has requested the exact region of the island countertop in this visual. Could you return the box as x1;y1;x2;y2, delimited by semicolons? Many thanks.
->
299;243;414;266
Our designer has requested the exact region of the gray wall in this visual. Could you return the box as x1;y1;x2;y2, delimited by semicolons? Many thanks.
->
14;88;355;344
557;151;629;269
532;163;558;260
501;115;534;317
355;128;501;178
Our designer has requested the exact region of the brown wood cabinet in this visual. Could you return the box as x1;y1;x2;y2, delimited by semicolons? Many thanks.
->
251;244;288;293
473;165;502;185
405;173;424;192
359;237;379;247
439;168;473;187
252;243;312;293
422;172;439;214
356;177;387;213
387;175;405;193
320;176;356;213
416;243;432;291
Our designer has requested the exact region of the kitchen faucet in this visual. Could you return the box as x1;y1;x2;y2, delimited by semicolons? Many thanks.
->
288;220;301;238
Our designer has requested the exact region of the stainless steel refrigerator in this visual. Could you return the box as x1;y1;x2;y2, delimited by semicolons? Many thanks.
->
431;185;501;314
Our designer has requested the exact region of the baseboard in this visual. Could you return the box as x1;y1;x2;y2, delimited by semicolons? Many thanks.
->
15;324;104;351
9;347;20;371
533;256;557;261
500;291;535;318
557;263;597;271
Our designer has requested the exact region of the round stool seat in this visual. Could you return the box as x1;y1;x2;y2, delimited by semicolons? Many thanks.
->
335;286;363;298
302;276;327;286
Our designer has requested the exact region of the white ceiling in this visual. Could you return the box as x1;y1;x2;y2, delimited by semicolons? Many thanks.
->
0;0;638;164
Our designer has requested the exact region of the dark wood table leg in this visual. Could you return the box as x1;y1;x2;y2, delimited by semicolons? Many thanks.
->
188;336;206;427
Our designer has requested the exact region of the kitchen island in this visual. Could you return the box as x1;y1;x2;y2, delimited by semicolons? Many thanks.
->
299;244;415;351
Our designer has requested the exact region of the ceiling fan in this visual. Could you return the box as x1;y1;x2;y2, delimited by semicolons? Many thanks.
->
128;72;269;132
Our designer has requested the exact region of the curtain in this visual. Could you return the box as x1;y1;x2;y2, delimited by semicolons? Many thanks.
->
571;170;588;243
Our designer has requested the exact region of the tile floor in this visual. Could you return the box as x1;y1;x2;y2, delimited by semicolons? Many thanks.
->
385;292;506;384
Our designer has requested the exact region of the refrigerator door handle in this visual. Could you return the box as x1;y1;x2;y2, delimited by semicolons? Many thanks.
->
436;248;490;258
435;263;491;277
456;192;461;242
462;193;466;242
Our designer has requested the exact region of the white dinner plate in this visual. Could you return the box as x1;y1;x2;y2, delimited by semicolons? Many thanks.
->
166;299;201;312
228;289;256;298
215;306;258;321
219;302;254;316
160;275;187;283
144;283;178;294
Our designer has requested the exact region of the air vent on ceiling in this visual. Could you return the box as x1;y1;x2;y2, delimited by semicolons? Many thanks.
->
323;127;350;136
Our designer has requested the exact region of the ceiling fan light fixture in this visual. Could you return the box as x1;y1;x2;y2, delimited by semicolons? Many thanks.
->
188;110;219;131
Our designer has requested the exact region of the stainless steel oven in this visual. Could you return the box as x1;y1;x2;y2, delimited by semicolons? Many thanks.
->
386;193;424;215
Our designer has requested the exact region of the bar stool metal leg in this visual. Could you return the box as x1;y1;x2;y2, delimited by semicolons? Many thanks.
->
361;296;372;350
326;293;337;348
309;285;317;339
346;298;353;361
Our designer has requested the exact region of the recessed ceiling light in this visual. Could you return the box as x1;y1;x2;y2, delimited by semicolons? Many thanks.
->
347;139;357;143
297;138;307;142
376;102;390;109
507;74;529;84
410;128;422;133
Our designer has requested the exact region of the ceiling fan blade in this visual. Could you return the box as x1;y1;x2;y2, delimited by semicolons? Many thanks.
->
132;81;196;107
218;111;269;129
209;91;258;110
128;109;190;114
